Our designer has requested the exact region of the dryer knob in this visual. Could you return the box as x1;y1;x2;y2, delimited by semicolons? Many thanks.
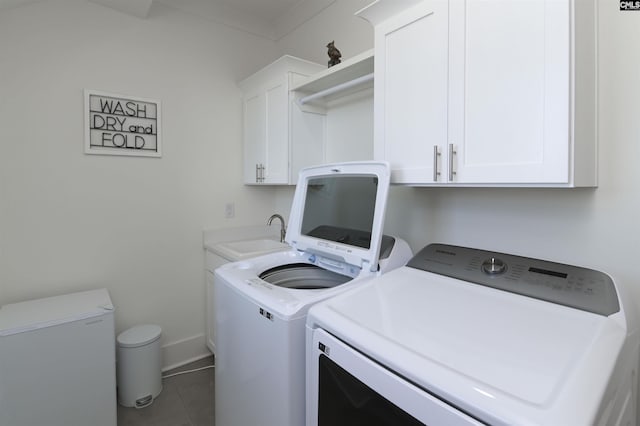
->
481;257;507;275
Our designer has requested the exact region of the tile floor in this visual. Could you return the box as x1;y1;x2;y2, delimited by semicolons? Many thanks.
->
117;356;215;426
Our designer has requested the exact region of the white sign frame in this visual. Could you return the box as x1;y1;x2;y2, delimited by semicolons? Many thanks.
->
84;89;162;157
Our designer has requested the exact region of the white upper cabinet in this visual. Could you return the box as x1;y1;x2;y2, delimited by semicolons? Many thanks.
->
239;56;325;185
358;0;597;187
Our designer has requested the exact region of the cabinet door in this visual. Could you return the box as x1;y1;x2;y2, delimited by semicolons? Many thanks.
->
263;77;289;184
242;77;289;185
374;0;449;184
206;270;215;353
243;92;267;184
205;251;229;355
449;0;570;184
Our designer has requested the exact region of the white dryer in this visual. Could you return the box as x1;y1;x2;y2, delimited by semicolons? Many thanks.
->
307;243;640;425
214;162;412;426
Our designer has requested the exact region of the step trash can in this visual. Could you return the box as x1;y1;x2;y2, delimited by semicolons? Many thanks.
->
116;324;163;408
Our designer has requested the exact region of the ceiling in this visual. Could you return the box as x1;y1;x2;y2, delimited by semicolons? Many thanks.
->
0;0;336;40
209;0;302;23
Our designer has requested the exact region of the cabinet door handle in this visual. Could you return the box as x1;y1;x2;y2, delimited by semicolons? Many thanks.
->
255;164;259;183
259;164;265;182
448;144;457;182
433;145;441;182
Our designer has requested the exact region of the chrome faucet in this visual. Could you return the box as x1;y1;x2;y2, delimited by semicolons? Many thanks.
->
267;214;286;243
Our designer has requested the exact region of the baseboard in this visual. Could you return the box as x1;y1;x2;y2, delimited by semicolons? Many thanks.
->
161;333;213;372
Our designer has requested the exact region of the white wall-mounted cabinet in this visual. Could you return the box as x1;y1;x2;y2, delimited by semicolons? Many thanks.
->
239;56;325;185
358;0;597;187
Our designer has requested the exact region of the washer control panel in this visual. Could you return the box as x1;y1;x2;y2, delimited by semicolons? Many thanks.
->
481;257;507;275
407;243;620;316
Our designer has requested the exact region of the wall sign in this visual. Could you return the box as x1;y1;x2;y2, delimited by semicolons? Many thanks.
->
85;90;161;157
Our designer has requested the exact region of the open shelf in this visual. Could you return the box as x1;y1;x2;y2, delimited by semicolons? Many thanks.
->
292;49;374;109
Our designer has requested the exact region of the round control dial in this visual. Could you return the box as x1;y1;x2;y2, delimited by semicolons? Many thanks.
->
481;257;507;275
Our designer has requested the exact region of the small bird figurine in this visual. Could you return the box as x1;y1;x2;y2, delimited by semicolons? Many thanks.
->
327;41;342;67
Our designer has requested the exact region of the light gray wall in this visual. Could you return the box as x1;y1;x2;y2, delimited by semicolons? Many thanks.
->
2;0;639;369
0;0;280;366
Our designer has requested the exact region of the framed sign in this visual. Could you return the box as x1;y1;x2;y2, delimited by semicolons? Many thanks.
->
85;90;162;157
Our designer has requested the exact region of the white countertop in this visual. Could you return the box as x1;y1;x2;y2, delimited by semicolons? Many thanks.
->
203;225;289;261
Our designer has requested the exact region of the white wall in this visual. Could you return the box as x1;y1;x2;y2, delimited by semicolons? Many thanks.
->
3;0;639;369
275;0;640;312
0;0;280;368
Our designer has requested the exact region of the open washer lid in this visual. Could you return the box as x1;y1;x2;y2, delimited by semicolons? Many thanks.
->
285;162;391;273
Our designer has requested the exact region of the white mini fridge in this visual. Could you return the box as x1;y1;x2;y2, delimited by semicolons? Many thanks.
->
0;288;117;426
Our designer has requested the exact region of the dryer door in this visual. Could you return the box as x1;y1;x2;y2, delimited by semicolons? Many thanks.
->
308;329;483;426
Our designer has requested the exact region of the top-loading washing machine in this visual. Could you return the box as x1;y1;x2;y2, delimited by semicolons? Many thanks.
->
306;243;640;425
214;161;412;426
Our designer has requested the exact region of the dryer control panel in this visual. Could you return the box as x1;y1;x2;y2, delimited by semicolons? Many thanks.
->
407;243;620;316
